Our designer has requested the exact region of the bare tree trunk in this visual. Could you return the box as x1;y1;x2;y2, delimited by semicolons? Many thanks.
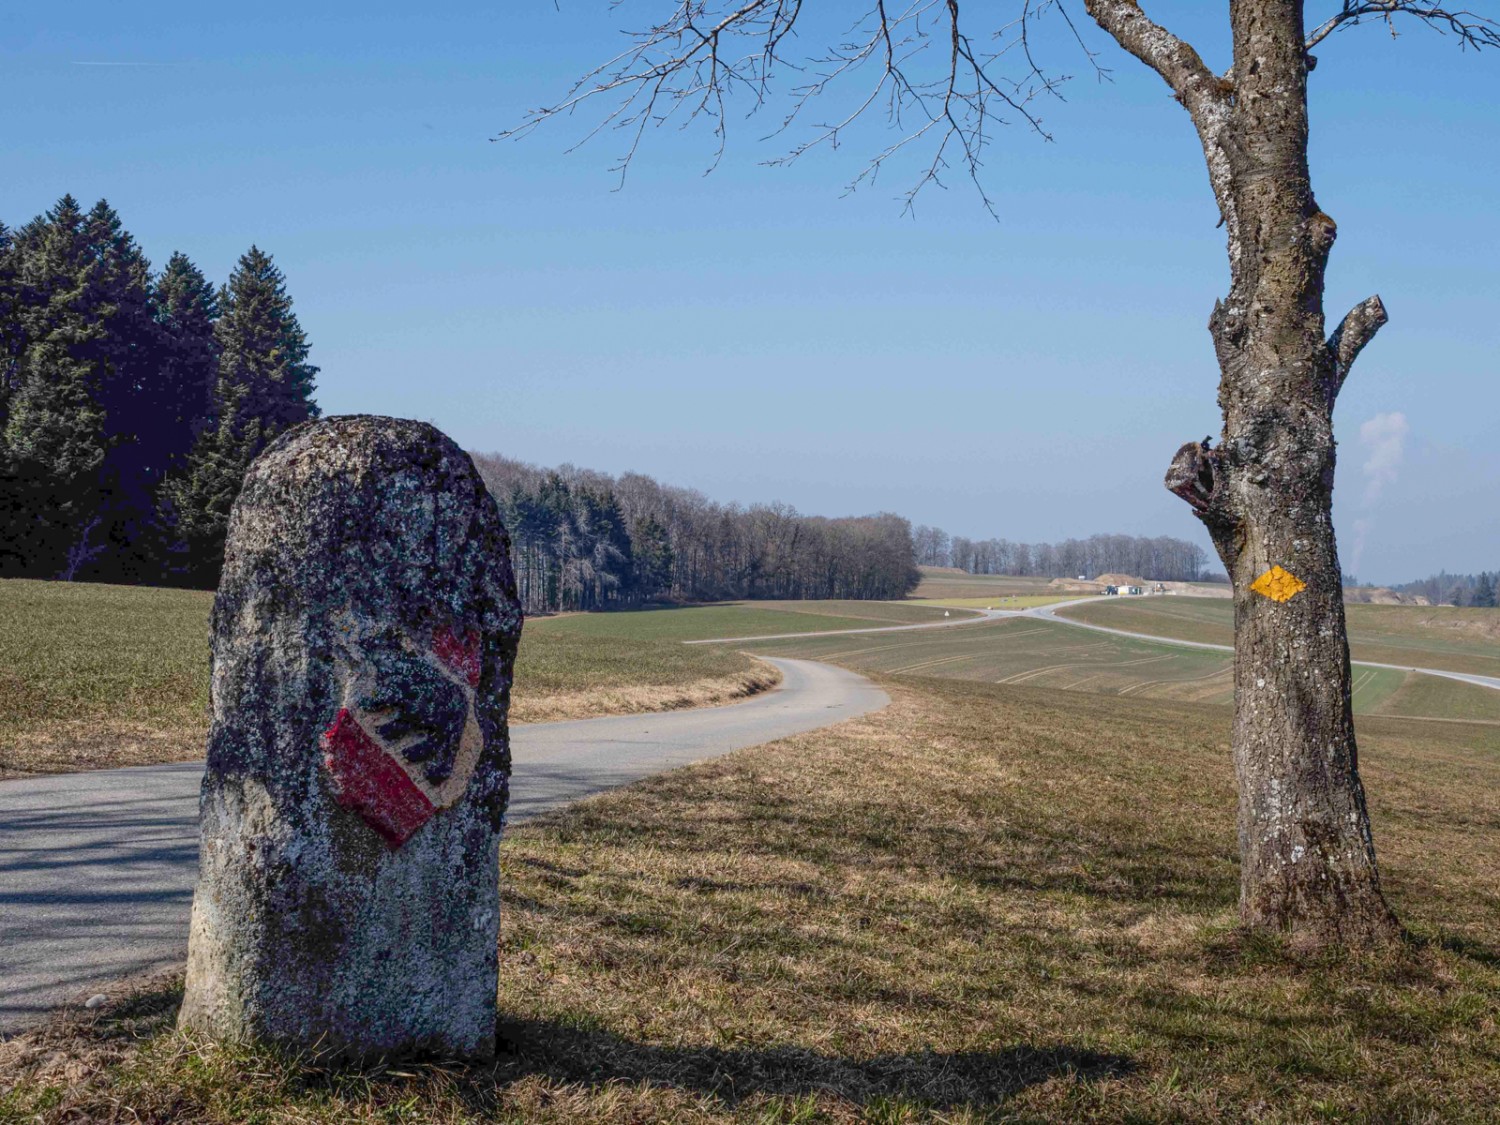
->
56;513;105;582
1150;0;1398;947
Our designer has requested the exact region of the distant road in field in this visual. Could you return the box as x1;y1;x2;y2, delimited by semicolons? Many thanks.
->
685;606;1008;645
691;596;1500;696
0;657;886;1035
1030;599;1500;694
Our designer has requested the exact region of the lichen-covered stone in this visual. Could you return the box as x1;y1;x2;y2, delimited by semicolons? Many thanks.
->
177;416;523;1061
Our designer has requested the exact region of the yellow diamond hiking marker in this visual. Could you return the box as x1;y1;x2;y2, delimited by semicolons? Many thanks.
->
1250;565;1307;603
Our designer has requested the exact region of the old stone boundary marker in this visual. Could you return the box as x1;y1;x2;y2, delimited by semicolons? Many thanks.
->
177;415;524;1061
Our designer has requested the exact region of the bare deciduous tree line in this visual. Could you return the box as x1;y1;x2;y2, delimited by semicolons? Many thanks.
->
913;525;1212;583
474;454;920;614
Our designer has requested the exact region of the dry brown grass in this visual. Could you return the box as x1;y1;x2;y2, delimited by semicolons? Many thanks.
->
0;721;205;782
510;662;781;724
6;676;1499;1122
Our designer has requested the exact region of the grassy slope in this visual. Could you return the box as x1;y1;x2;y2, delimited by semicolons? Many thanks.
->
748;618;1238;703
6;678;1499;1121
530;600;971;642
1058;596;1500;679
509;633;772;725
0;580;769;778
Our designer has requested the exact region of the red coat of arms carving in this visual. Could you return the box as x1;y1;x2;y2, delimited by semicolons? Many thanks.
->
322;624;484;846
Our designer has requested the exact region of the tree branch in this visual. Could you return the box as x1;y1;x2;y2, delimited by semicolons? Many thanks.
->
1081;1;1237;242
1327;294;1388;400
1307;2;1500;51
1082;1;1224;108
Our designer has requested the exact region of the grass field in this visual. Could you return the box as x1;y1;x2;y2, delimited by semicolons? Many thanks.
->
0;581;215;779
741;615;1500;723
6;677;1500;1121
0;580;775;779
1057;596;1500;679
6;582;1493;780
530;600;971;642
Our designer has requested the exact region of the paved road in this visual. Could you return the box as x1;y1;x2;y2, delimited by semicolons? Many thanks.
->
0;656;886;1035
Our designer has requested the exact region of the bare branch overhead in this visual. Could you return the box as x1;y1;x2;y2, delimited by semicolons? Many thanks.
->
498;1;1492;216
497;1;1104;213
1307;2;1500;51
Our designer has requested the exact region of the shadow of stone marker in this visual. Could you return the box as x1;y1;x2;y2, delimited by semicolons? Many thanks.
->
177;415;524;1061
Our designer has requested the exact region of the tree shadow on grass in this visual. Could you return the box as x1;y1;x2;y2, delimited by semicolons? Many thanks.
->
485;1015;1134;1112
11;992;1132;1119
19;981;1132;1117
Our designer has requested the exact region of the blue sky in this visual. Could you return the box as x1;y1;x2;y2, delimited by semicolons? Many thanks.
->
3;2;1496;583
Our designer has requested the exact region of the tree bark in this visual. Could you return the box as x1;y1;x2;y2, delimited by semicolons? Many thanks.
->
1096;0;1400;946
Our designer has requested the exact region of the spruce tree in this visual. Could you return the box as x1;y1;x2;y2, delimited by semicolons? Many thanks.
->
150;252;219;477
215;246;319;433
630;514;674;600
164;247;318;585
0;196;113;577
1474;573;1497;609
0;222;21;431
0;223;17;569
83;200;162;582
160;384;266;586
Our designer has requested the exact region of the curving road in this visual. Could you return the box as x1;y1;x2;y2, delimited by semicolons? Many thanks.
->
7;597;1492;1035
0;657;886;1035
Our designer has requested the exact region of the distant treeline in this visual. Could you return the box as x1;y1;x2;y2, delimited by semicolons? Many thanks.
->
474;455;920;614
912;525;1211;582
1394;571;1498;608
0;195;318;586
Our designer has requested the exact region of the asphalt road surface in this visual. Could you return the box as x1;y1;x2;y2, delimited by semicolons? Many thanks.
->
0;656;887;1035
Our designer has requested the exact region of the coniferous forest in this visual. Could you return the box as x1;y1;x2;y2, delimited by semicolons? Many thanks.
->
0;196;319;586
